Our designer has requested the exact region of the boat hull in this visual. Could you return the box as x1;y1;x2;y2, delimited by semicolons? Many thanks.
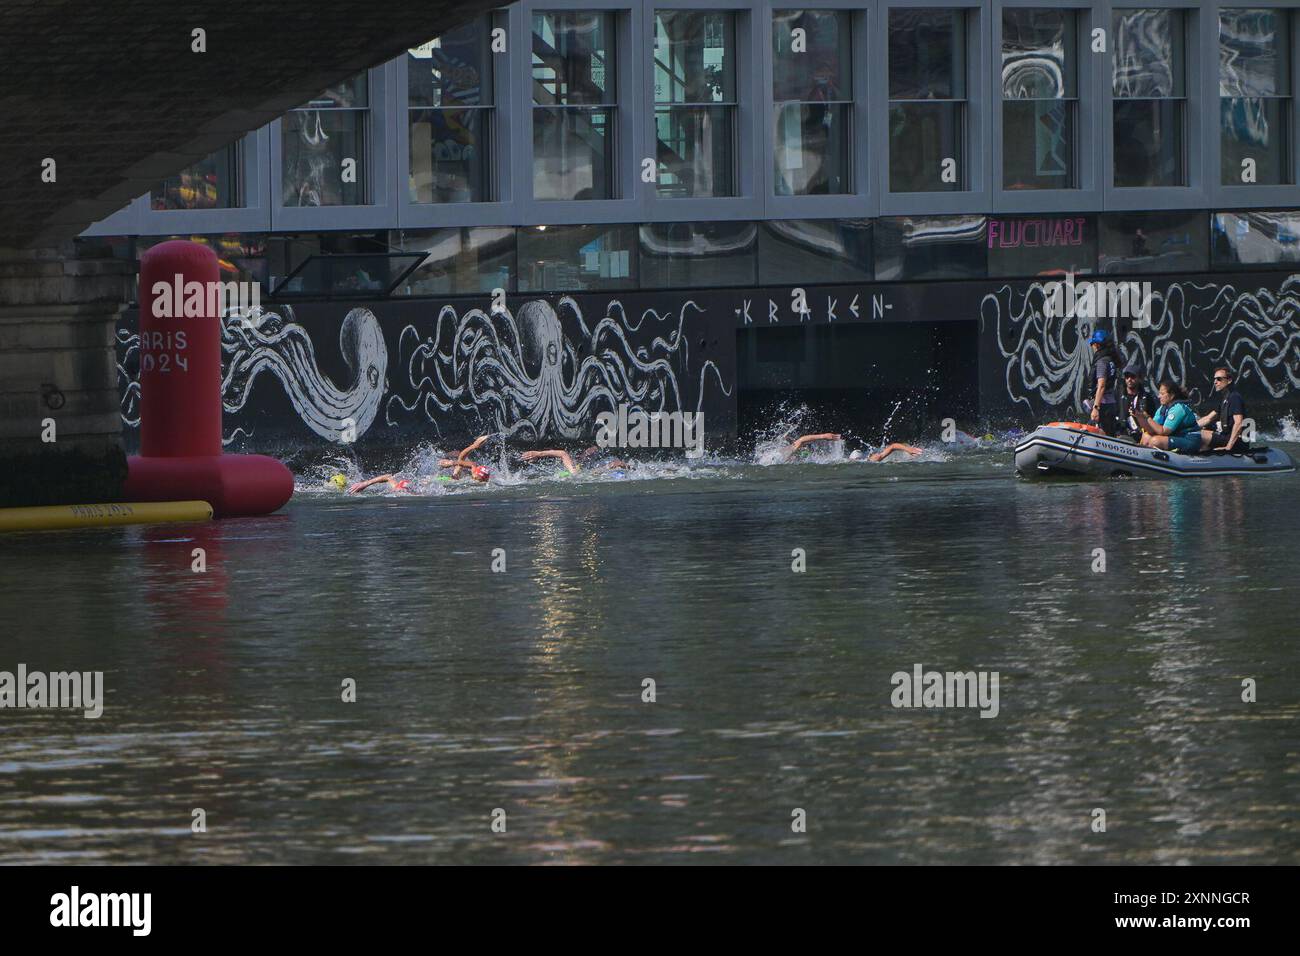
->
1014;425;1295;480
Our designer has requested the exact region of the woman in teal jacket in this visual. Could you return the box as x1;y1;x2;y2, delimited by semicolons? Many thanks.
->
1133;380;1202;453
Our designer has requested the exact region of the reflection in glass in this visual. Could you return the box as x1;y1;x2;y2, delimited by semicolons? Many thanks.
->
1002;9;1076;190
758;219;872;285
1112;9;1186;187
775;103;851;195
773;10;851;101
773;10;852;195
282;74;369;206
655;12;736;197
533;108;614;200
1099;211;1209;274
889;9;966;191
1113;99;1185;187
1220;10;1291;185
517;224;636;292
875;215;987;281
888;102;963;193
1212;211;1300;267
408;21;494;203
533;12;616;200
152;144;239;210
393;227;516;295
639;221;757;288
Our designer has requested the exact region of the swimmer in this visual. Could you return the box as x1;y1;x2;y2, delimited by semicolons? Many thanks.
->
522;448;632;476
328;473;348;490
439;434;492;482
521;449;580;474
347;474;412;494
782;433;842;461
849;442;923;462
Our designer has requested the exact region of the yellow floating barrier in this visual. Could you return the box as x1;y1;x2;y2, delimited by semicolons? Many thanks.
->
0;500;213;533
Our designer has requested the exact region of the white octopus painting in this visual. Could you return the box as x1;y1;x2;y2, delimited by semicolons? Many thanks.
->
388;297;729;440
117;305;388;446
981;274;1300;414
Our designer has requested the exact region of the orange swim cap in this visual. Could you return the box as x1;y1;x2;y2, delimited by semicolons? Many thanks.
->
393;479;411;491
471;465;490;482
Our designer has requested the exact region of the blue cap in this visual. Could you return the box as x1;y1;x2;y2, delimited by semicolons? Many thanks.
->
1089;329;1109;345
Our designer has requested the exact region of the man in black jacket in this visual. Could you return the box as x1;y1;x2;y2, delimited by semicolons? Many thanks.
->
1119;356;1157;441
1198;366;1249;451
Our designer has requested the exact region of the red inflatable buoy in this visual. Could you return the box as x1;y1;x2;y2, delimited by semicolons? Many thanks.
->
123;241;293;518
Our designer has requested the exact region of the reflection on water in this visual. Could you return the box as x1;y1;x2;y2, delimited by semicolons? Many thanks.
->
1;453;1298;864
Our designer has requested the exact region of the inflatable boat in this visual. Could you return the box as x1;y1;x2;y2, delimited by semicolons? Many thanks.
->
1014;422;1295;480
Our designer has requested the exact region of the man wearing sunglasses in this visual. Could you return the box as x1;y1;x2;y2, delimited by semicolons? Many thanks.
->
1197;366;1248;452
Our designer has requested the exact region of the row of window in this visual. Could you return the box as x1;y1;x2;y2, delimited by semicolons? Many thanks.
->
140;4;1300;227
101;210;1300;300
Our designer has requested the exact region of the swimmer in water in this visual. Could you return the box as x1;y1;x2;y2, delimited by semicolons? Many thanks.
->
347;473;412;494
522;448;630;476
781;433;843;461
438;434;492;482
850;442;923;462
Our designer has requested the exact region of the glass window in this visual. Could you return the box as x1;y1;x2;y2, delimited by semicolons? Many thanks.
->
408;20;495;203
393;227;516;295
151;144;240;210
1002;9;1077;190
1212;210;1300;267
282;75;369;206
1112;9;1186;187
517;224;636;291
1099;211;1209;273
532;12;617;200
639;222;757;288
987;215;1096;277
758;219;873;284
889;9;968;192
773;10;852;195
875;215;987;280
1220;9;1292;185
654;11;737;198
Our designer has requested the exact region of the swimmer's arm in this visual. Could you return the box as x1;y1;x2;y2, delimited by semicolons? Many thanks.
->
785;433;841;459
521;449;578;473
869;443;922;462
348;474;395;494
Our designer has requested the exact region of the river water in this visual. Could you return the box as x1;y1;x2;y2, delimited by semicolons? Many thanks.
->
2;443;1298;864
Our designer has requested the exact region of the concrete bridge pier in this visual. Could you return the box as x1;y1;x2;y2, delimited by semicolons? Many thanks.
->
0;244;131;507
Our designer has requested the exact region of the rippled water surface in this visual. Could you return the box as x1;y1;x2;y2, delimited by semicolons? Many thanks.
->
2;448;1298;864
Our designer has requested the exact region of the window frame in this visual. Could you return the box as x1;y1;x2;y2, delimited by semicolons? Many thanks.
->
1103;1;1207;209
643;1;756;221
270;62;394;231
993;0;1102;213
765;1;874;220
518;0;642;225
397;9;517;228
877;0;988;215
1212;0;1300;207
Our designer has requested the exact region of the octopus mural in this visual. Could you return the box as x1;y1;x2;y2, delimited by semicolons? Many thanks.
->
981;274;1300;415
388;297;727;440
117;305;387;445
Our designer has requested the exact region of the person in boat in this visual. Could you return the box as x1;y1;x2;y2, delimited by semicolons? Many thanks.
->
1082;329;1121;436
1132;380;1202;453
1197;366;1249;452
1119;356;1158;442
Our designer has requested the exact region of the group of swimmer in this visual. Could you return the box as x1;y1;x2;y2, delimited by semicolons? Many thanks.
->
331;429;923;494
1084;329;1249;454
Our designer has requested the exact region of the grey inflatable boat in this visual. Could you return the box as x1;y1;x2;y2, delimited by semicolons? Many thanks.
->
1014;422;1296;479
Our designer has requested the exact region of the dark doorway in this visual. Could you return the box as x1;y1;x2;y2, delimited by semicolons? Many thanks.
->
736;321;978;445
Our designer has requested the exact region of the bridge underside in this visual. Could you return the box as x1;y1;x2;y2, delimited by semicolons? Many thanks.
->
0;0;497;246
